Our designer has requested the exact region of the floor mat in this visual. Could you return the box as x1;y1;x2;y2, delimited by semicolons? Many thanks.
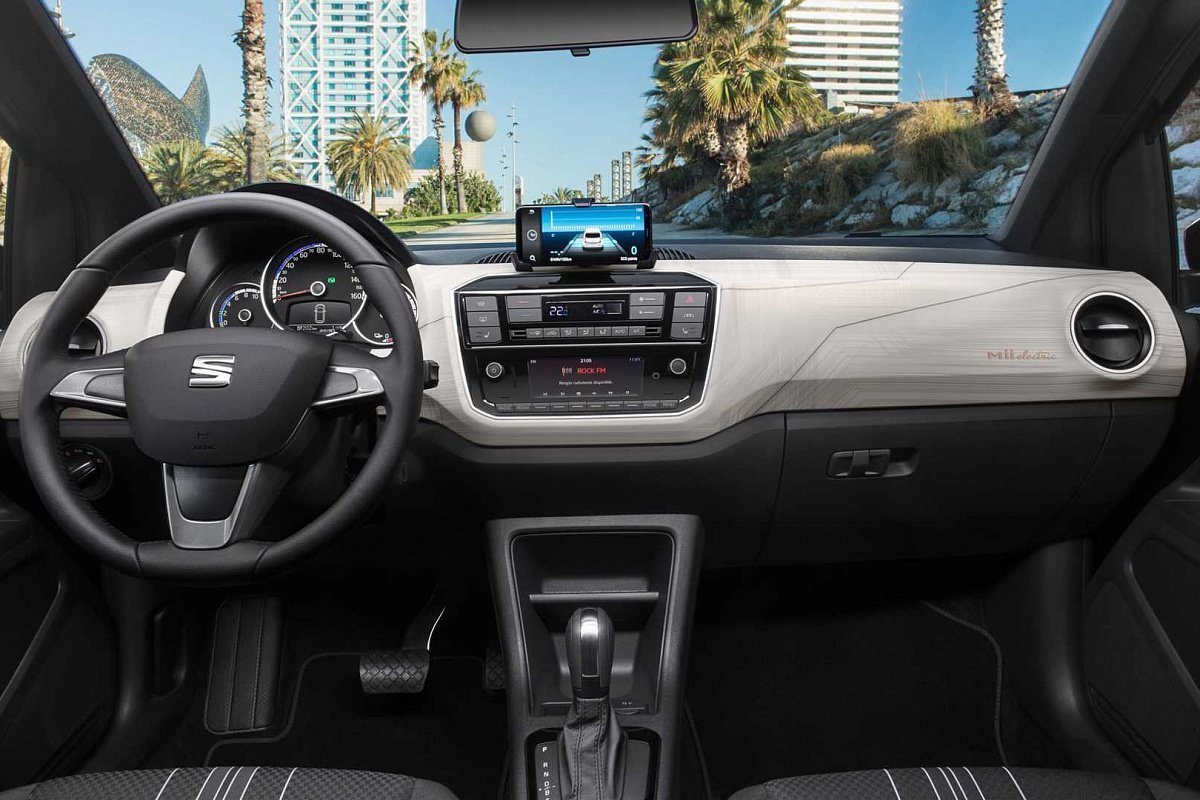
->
687;595;1003;798
208;654;507;800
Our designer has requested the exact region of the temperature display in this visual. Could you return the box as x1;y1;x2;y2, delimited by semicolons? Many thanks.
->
543;300;625;320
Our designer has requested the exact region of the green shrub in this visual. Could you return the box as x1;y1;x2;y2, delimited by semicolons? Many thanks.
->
749;159;786;188
815;142;879;205
403;171;501;216
895;101;988;186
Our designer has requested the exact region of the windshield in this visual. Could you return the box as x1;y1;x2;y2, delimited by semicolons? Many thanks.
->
54;0;1108;244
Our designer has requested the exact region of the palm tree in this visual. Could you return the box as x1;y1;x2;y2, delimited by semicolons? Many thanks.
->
209;125;297;190
972;0;1015;116
663;0;820;199
234;0;269;182
0;138;10;234
141;140;220;204
448;64;487;214
409;29;456;215
536;187;580;204
645;53;720;164
326;110;412;216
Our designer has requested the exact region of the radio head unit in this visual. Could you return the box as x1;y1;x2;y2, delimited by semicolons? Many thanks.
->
455;274;716;417
516;203;654;269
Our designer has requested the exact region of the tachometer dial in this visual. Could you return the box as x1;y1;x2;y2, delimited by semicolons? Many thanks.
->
351;287;417;347
262;241;365;335
210;283;269;328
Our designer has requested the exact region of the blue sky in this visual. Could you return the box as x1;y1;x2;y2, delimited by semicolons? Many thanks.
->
57;0;1109;200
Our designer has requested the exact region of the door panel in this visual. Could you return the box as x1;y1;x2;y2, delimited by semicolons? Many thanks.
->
0;494;115;788
1085;457;1200;786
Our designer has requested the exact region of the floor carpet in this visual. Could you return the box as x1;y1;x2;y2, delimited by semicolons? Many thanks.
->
208;654;508;800
687;594;1005;799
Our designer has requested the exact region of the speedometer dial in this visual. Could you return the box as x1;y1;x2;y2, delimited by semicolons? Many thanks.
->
261;240;365;335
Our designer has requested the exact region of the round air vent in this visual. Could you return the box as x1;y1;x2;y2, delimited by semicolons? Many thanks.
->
21;317;107;365
1071;292;1154;373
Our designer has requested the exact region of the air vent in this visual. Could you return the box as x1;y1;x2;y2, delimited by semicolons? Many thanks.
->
23;318;106;365
653;247;695;261
1071;292;1154;373
476;251;516;264
68;319;105;358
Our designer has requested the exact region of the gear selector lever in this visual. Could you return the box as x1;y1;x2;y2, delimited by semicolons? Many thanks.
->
558;607;628;800
566;606;615;700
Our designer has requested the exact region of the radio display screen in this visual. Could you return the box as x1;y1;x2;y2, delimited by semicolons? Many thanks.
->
544;300;625;320
528;356;645;399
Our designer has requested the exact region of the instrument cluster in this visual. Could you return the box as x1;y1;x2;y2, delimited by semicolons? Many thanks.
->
205;237;416;347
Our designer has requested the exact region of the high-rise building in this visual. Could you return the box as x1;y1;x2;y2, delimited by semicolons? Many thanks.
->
786;0;902;113
280;0;426;194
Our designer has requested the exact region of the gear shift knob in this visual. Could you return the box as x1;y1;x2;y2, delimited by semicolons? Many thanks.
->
565;607;614;700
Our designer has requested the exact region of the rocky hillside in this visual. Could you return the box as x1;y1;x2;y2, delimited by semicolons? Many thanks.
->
642;90;1066;236
1169;106;1200;249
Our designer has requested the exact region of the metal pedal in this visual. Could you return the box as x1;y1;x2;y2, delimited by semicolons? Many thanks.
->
360;649;431;694
484;643;506;693
359;583;448;695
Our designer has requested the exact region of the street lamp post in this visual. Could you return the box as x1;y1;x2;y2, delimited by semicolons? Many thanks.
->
507;104;520;210
500;146;509;213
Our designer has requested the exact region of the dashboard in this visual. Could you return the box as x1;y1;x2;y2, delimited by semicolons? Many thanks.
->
0;190;1190;566
0;188;1188;449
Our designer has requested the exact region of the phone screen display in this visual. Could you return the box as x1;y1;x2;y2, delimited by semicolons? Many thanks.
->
517;203;653;267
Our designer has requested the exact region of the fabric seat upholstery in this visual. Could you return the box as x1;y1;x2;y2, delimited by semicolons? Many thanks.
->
729;767;1200;800
0;767;458;800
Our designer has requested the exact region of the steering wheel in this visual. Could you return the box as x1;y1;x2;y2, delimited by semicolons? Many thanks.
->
18;193;423;583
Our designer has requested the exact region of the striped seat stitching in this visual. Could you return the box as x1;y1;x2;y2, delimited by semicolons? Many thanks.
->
236;768;260;800
1002;768;1029;800
152;769;180;800
963;768;988;800
219;768;243;800
922;768;944;800
209;768;236;800
194;769;219;800
947;768;972;800
883;769;903;800
278;768;298;800
938;768;959;800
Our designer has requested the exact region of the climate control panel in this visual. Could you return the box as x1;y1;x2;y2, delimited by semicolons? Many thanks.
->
455;273;716;417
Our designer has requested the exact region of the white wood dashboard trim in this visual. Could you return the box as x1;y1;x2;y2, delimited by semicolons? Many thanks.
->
411;260;1185;446
0;261;1185;445
0;270;184;420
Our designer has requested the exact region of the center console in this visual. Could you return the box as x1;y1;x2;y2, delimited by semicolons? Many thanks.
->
487;515;703;800
456;273;717;417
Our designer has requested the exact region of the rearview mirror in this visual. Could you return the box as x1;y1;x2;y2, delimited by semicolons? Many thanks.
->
454;0;698;55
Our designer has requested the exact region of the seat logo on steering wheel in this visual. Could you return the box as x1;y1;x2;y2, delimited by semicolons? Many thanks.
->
189;355;237;388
